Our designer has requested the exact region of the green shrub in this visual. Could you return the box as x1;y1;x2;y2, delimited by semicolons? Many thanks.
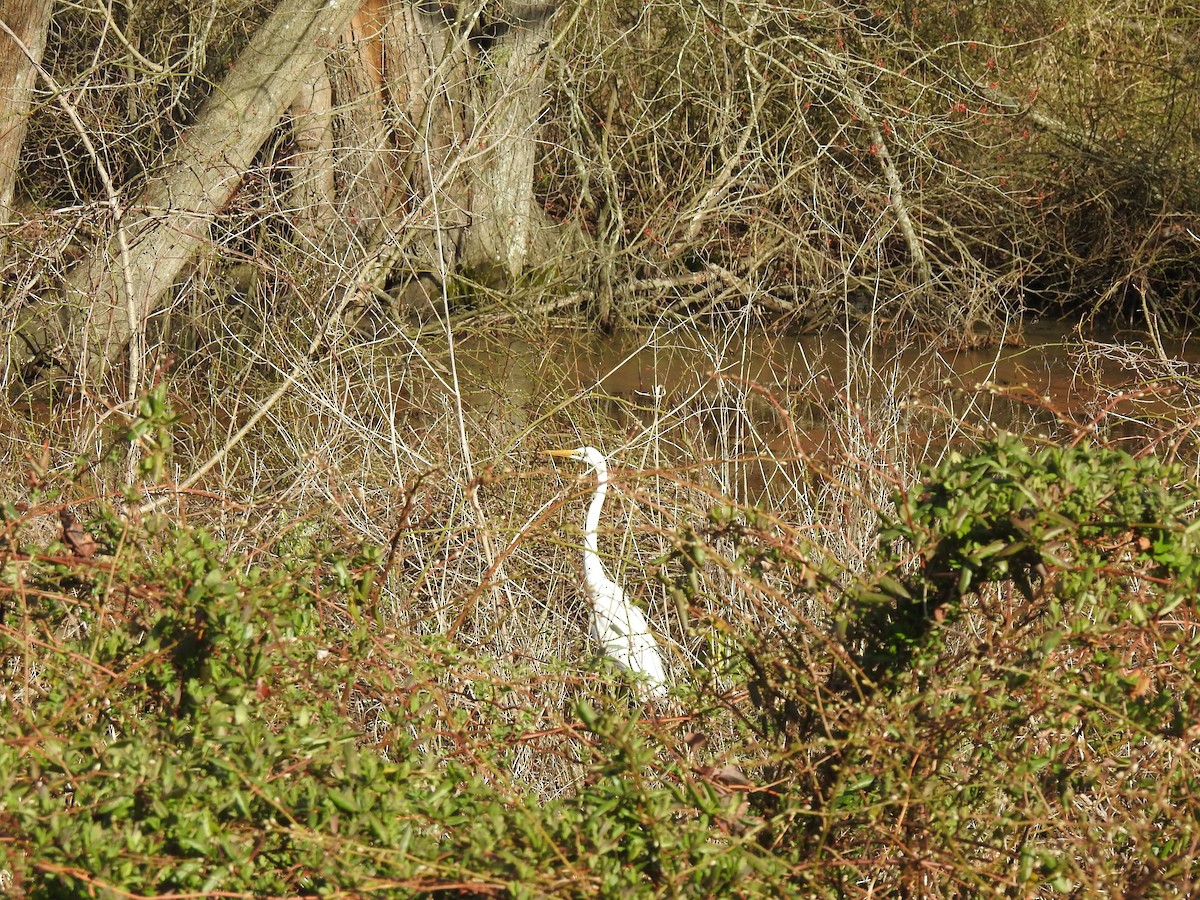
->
0;499;769;894
740;436;1200;895
4;407;1200;896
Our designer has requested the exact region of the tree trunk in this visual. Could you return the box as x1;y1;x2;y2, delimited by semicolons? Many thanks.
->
287;63;337;247
460;2;558;283
42;0;566;387
0;0;53;250
330;0;395;243
61;0;360;386
385;0;472;282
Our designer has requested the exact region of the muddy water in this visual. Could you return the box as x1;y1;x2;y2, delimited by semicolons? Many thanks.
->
7;321;1193;507
455;322;1199;451
445;322;1200;510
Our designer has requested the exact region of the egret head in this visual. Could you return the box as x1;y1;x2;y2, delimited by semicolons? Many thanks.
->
545;445;606;469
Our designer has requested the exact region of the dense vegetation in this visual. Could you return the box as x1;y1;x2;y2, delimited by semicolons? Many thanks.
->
2;385;1198;896
2;0;1198;374
3;0;1199;895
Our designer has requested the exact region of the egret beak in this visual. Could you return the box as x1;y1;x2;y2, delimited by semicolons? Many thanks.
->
545;448;579;459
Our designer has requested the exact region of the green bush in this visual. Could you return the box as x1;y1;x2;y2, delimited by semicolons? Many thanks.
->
3;416;1200;896
0;510;772;896
741;436;1200;895
0;391;785;897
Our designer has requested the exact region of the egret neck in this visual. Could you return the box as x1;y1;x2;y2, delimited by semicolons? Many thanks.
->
580;452;610;601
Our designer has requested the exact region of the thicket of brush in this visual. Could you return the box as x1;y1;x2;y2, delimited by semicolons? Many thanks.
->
4;0;1200;894
4;0;1198;369
3;340;1199;896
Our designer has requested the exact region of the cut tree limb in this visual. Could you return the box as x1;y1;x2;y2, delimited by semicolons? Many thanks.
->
61;0;362;387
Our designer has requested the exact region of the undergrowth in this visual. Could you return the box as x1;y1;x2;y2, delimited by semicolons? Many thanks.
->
2;382;1200;896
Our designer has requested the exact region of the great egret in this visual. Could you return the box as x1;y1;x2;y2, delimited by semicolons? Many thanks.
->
547;446;669;699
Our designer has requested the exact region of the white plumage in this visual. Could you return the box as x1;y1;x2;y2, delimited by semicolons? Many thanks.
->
547;446;669;699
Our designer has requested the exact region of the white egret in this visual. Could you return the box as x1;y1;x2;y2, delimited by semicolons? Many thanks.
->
547;446;669;699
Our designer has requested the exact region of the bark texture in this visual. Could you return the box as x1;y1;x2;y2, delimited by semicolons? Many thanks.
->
385;0;472;279
287;64;337;246
0;0;53;241
460;1;558;282
330;0;395;243
63;0;361;383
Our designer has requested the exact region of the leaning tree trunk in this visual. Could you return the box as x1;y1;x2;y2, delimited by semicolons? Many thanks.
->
45;0;566;388
61;0;360;387
0;0;54;252
460;2;558;284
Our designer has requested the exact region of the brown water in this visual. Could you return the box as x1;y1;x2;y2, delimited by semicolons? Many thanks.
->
412;321;1200;511
455;322;1200;451
9;321;1197;507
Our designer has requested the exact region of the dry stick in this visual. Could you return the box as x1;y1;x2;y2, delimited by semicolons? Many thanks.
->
444;270;722;333
416;5;581;639
450;491;567;640
0;19;142;399
592;81;622;327
838;72;933;291
90;0;166;74
978;85;1108;159
666;48;768;260
138;264;373;516
719;14;933;295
